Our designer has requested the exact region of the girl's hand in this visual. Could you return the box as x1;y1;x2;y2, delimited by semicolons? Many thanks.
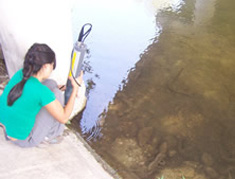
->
58;85;66;91
68;71;83;89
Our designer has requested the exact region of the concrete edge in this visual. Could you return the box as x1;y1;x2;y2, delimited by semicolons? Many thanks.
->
71;129;122;179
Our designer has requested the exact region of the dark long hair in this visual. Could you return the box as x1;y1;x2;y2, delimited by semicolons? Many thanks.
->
7;43;56;106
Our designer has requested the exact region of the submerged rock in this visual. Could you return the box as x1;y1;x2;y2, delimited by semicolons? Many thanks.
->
148;152;166;171
109;138;146;169
120;170;141;179
152;136;160;148
148;142;168;171
205;167;219;178
159;142;168;154
168;150;177;157
201;152;214;166
155;164;207;179
183;161;200;168
137;126;154;147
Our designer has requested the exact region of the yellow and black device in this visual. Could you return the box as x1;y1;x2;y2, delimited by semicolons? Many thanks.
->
64;23;92;104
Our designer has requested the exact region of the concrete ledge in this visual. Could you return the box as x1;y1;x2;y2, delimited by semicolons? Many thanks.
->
0;128;115;179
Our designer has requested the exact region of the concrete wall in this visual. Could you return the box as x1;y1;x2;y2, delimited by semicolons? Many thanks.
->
0;0;73;85
0;0;87;115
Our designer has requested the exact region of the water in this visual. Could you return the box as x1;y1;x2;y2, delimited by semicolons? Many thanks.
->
70;0;235;178
71;0;161;138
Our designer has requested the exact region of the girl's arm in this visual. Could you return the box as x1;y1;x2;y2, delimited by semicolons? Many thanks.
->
44;71;83;124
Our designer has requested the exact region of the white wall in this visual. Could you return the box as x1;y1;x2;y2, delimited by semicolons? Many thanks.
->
0;0;74;85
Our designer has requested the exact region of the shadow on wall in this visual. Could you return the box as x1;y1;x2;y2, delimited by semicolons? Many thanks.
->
0;44;3;60
0;44;8;87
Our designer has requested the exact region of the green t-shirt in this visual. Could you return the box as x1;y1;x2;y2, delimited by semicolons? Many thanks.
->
0;69;55;140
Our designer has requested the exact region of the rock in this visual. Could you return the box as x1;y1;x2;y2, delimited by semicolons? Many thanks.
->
143;144;157;157
120;170;141;179
155;166;205;179
168;150;177;157
183;161;199;168
148;152;166;171
122;121;138;138
138;127;153;147
228;171;233;179
182;166;196;178
205;167;219;178
152;136;160;147
110;138;146;168
219;177;226;179
147;142;168;172
193;174;207;179
164;135;178;148
159;142;168;154
201;152;214;166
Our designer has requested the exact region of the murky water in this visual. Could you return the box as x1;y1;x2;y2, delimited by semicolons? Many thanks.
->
70;0;235;178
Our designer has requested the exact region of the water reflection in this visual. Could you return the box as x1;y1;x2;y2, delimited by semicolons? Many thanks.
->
194;0;216;26
72;0;235;178
71;0;174;138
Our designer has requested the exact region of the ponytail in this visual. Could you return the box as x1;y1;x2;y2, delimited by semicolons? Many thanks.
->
7;80;27;106
7;43;56;106
7;64;34;106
